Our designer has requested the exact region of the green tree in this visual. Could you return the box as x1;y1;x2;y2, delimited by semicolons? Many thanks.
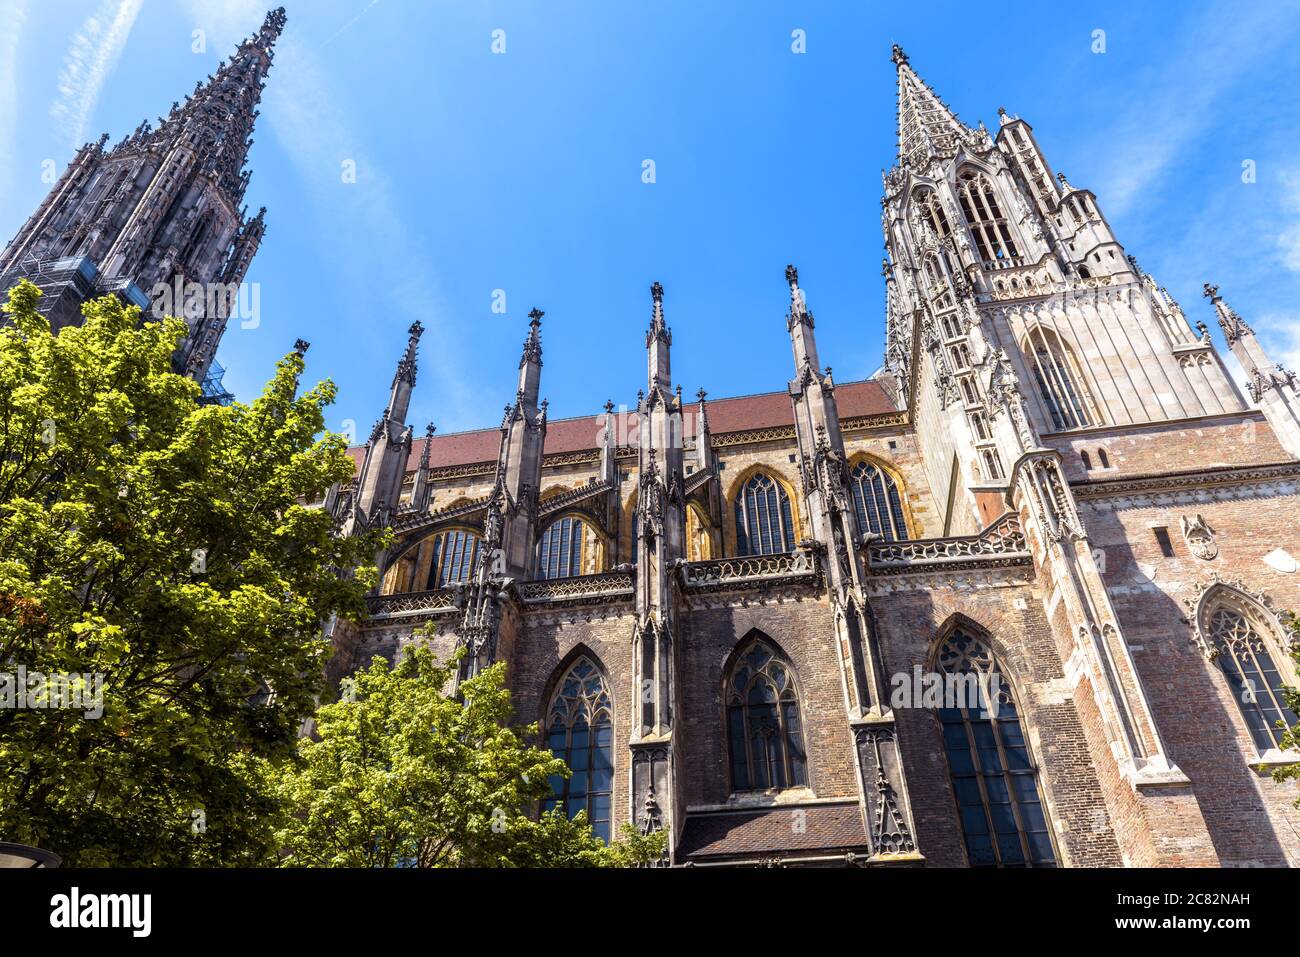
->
0;281;385;865
1271;610;1300;800
268;641;667;867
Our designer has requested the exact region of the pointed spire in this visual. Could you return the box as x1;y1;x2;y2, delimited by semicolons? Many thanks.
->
393;320;424;388
892;45;970;168
1202;283;1254;345
124;8;286;207
647;281;672;395
786;263;813;330
520;307;543;368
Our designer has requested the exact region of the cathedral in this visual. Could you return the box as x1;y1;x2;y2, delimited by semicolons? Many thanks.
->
5;8;1300;868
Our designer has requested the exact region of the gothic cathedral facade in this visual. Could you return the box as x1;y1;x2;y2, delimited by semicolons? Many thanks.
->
5;9;1300;867
333;46;1300;867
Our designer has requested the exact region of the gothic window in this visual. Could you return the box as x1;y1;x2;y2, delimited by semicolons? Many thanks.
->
1201;592;1299;753
936;627;1057;868
537;515;590;579
982;449;1005;482
957;169;1021;266
425;528;481;589
734;472;796;555
544;656;614;842
914;189;952;239
849;460;910;542
1024;327;1094;431
725;637;807;793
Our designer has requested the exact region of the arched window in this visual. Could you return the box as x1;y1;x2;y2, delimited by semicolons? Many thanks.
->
543;656;614;842
850;460;910;542
734;472;796;555
537;515;591;579
914;189;952;239
425;528;481;589
936;626;1057;868
725;637;807;792
1024;327;1094;431
957;170;1021;265
1199;589;1299;753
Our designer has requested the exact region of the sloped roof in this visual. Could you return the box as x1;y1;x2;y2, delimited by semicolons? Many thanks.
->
346;378;897;475
677;802;868;861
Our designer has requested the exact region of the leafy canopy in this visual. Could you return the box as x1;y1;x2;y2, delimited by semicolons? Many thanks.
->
0;281;385;865
268;640;667;867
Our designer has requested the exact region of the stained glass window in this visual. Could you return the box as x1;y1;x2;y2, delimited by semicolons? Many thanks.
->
937;628;1057;868
734;472;796;556
425;528;480;589
849;460;909;542
544;656;614;842
726;638;807;793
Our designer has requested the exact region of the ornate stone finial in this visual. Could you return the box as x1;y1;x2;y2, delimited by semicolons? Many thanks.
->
1056;171;1072;191
650;281;664;303
292;338;310;355
425;422;436;438
890;44;908;66
1195;320;1210;340
785;264;799;287
527;306;544;326
1202;282;1220;301
696;388;707;403
260;7;288;42
997;106;1007;117
407;320;424;339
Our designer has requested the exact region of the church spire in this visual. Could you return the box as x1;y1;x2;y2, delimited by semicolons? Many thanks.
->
892;44;970;168
518;307;544;408
646;281;672;396
387;320;423;427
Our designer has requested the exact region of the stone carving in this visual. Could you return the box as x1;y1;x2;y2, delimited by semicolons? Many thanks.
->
1180;514;1218;560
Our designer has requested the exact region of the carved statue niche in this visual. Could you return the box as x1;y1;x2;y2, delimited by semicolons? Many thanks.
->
1180;514;1218;561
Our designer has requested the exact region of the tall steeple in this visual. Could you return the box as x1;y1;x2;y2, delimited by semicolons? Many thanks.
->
892;45;970;168
348;321;423;534
0;8;285;394
1204;283;1300;458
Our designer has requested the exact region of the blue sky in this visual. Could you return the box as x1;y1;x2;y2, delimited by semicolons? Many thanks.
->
3;0;1300;438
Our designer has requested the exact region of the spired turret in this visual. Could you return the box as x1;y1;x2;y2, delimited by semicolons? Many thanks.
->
0;8;286;391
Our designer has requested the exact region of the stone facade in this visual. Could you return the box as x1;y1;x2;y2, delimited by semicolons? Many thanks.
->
325;46;1300;867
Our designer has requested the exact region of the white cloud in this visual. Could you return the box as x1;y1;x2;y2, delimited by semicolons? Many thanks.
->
49;0;144;150
0;0;30;193
1093;2;1300;219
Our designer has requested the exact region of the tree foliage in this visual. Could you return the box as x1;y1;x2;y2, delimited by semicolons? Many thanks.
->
268;641;667;867
0;281;385;865
1271;610;1300;801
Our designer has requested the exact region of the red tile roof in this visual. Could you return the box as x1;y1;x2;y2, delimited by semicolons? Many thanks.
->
347;378;897;474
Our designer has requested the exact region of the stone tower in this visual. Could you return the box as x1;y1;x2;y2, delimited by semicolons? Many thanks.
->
0;7;286;398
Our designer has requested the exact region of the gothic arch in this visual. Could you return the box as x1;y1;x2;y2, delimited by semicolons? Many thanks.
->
1190;581;1299;755
847;452;916;541
724;464;804;557
1020;325;1099;432
928;614;1060;868
954;165;1022;267
536;511;609;578
721;630;809;795
539;646;615;842
379;520;486;595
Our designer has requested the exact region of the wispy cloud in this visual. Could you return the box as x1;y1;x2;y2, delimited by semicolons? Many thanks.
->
49;0;144;150
180;0;475;429
1092;2;1300;219
0;0;31;193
